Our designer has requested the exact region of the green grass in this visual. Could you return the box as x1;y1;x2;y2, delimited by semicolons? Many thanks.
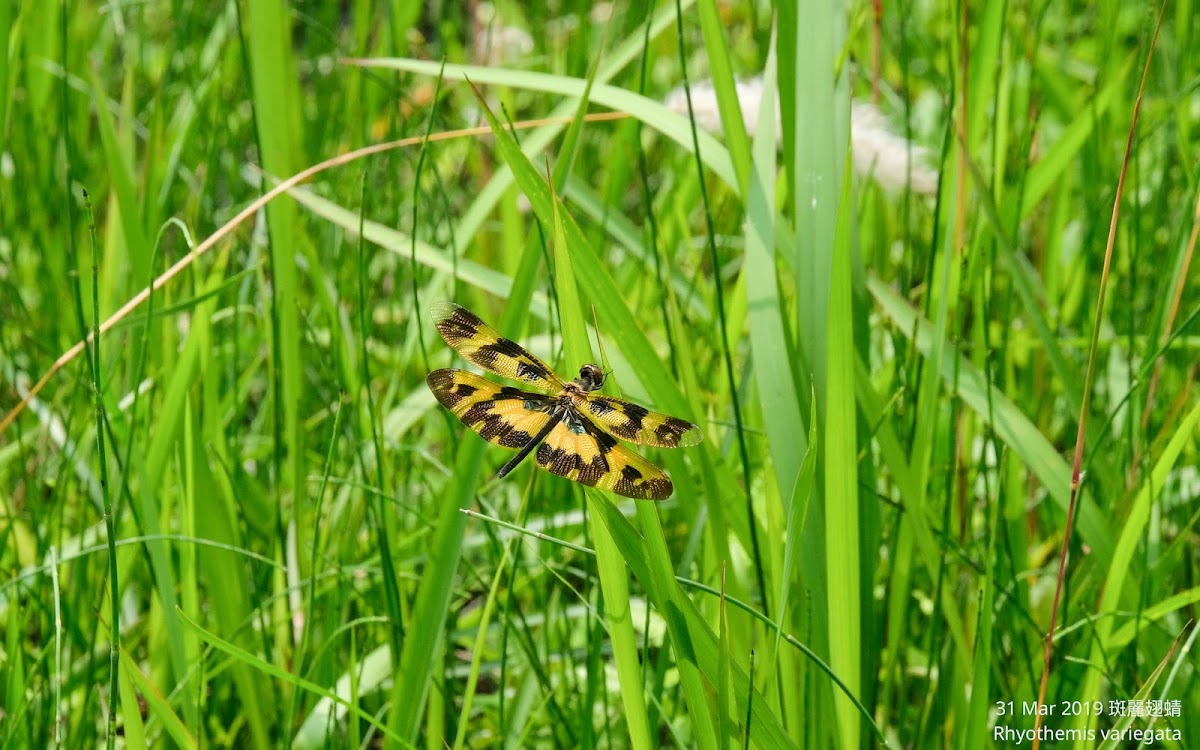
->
2;1;1199;748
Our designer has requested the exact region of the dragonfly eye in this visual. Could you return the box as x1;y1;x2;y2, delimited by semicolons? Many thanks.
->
579;364;604;391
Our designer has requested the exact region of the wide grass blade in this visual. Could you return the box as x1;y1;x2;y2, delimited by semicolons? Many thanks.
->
742;54;808;505
824;161;861;750
243;8;316;677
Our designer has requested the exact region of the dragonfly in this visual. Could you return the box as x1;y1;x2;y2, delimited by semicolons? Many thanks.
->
426;302;702;499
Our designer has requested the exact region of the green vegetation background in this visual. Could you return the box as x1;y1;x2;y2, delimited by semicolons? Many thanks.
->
1;1;1197;748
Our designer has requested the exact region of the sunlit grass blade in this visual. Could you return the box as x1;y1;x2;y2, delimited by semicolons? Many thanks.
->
344;57;738;189
779;3;847;742
694;0;752;194
824;159;861;750
1103;586;1200;651
536;77;654;748
743;55;807;504
242;7;312;680
77;180;122;750
962;433;1002;748
284;185;539;305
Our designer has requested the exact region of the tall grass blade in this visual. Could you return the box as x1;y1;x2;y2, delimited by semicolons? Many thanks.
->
543;84;655;749
824;161;861;750
242;5;309;659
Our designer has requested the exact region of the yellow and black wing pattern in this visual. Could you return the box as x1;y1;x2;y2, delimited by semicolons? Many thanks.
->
581;395;703;448
536;418;674;500
427;302;701;501
430;301;565;393
426;369;557;450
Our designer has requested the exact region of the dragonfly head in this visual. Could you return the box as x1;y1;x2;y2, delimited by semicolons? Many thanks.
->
576;364;605;392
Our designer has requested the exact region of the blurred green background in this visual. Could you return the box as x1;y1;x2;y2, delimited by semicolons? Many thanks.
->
1;1;1198;748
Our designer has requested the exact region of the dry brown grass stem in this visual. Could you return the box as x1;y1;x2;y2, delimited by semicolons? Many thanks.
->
1030;3;1167;746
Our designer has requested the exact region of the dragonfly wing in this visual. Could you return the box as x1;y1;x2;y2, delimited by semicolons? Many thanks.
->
427;369;558;450
430;302;565;393
582;394;703;447
535;411;674;500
